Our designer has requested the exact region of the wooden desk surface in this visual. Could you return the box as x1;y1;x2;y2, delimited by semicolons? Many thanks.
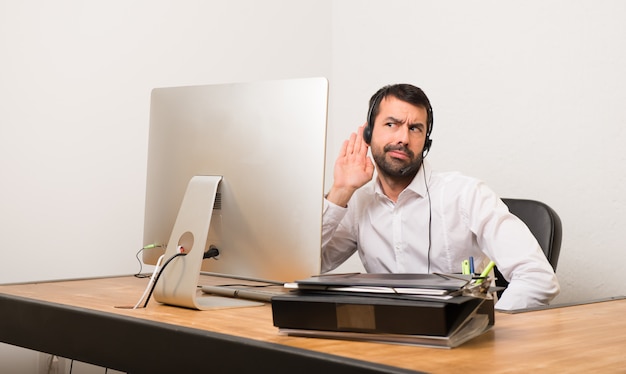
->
1;275;625;373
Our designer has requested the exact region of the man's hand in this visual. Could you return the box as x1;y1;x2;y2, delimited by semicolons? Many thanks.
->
326;125;375;207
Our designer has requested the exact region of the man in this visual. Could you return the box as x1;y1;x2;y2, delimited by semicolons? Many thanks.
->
322;84;559;310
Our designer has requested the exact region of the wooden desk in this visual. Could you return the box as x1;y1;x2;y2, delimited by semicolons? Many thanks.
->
0;276;625;373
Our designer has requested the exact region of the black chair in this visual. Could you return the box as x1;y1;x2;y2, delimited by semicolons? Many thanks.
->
494;198;562;292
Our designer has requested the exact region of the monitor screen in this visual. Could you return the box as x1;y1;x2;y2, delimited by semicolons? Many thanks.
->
142;78;328;308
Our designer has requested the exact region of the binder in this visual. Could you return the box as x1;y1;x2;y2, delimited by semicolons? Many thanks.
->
271;273;494;348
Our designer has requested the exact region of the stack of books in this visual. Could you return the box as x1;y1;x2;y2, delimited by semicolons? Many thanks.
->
271;273;494;348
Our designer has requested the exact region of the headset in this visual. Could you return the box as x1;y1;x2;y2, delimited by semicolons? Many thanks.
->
363;87;434;158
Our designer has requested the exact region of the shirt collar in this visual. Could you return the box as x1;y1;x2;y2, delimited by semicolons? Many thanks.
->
373;159;432;199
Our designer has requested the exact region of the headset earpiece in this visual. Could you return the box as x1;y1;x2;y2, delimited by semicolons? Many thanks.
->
423;105;433;157
422;138;433;158
364;91;382;144
363;125;373;144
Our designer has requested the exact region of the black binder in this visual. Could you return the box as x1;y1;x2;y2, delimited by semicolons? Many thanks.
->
272;273;495;348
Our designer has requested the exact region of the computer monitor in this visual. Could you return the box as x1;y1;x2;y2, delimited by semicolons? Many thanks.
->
142;77;328;309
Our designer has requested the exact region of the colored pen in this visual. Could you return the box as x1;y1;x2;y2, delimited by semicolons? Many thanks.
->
469;256;475;274
462;259;471;275
475;261;496;284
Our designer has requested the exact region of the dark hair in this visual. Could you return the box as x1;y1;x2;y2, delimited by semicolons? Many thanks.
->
367;84;434;138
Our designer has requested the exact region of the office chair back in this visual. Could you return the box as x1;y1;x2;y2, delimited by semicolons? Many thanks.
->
494;198;562;290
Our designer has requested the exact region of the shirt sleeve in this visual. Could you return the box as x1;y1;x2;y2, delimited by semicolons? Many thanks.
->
462;182;560;311
321;198;358;273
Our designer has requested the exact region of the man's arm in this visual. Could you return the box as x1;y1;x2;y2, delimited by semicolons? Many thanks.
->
321;125;375;272
465;183;560;310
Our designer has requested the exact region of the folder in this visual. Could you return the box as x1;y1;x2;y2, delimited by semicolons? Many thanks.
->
272;273;494;348
284;273;471;297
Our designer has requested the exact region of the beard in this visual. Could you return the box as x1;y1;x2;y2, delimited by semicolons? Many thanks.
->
372;144;423;180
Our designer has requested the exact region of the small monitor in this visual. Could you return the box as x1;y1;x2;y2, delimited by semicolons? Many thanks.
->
142;78;328;309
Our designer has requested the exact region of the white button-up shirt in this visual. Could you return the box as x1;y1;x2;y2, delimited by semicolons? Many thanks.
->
321;160;560;310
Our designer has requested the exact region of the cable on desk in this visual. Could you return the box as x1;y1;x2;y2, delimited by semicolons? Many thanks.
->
141;252;187;308
133;254;165;309
139;246;221;308
134;244;163;278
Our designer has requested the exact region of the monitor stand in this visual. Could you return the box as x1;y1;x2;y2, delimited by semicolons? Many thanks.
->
153;175;262;310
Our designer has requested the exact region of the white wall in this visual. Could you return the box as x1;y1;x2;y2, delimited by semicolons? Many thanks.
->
0;0;332;284
1;0;625;371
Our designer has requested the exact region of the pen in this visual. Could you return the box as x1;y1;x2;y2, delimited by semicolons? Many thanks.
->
462;260;470;275
475;261;496;284
469;256;475;274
